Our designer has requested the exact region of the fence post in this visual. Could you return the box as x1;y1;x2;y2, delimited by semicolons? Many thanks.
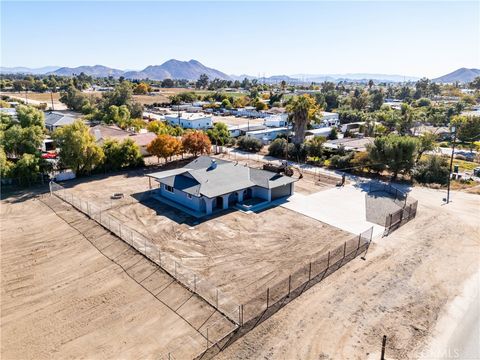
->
381;335;387;360
175;261;177;277
238;305;241;325
216;289;219;308
144;239;147;254
288;275;291;297
266;288;270;308
343;241;346;258
206;328;209;350
158;250;161;266
194;274;196;292
308;262;312;281
357;234;361;249
327;251;330;268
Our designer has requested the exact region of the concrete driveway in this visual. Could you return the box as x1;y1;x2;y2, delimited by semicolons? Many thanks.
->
280;184;384;238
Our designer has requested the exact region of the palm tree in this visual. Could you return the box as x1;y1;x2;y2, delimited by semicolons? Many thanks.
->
286;94;319;145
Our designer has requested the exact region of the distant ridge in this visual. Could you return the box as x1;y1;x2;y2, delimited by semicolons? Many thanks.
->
50;65;124;77
433;68;480;83
0;66;60;74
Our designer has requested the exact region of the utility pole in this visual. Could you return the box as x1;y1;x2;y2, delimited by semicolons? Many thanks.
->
50;91;55;111
446;126;457;204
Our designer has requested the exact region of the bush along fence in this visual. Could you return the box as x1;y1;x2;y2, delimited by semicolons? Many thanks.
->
49;181;241;326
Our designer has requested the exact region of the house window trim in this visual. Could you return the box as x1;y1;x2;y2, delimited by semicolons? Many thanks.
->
164;184;174;193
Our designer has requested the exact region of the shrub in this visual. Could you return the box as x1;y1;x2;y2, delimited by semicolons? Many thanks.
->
329;152;354;170
413;155;450;185
268;138;287;158
237;136;263;152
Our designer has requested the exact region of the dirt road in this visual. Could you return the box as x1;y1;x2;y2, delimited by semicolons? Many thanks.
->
214;187;480;359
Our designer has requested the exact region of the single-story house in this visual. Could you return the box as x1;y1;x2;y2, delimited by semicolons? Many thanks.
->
245;127;289;144
45;111;77;131
164;113;213;129
264;114;288;127
90;124;157;156
341;122;365;134
319;112;339;127
305;127;333;139
146;156;297;217
227;124;266;138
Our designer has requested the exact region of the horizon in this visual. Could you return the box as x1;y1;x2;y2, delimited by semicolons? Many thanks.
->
1;1;479;78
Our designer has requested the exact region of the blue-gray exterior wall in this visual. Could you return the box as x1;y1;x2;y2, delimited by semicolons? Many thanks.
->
158;182;205;211
251;186;270;200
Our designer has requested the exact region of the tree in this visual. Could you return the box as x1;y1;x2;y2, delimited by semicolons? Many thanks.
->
207;122;230;148
369;90;384;111
221;99;232;109
182;131;211;156
306;136;325;158
147;134;182;163
103;105;131;127
2;125;44;156
11;153;41;186
161;78;175;88
103;138;144;171
0;147;13;177
237;136;263;153
413;155;450;185
327;127;338;140
196;74;209;89
367;134;418;179
452;115;480;150
469;76;480;90
416;131;437;163
53;120;104;176
286;94;319;144
133;82;150;95
16;105;45;128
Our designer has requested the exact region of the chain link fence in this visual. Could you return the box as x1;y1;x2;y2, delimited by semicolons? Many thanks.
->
384;200;418;236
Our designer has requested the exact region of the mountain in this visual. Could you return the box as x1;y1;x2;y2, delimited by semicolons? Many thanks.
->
0;66;60;74
124;59;231;80
50;65;124;77
292;73;420;82
433;68;480;83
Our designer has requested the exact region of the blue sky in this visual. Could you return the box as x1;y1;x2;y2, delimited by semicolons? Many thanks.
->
1;1;478;78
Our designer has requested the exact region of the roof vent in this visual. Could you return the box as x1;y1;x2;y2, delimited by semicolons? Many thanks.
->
209;159;217;170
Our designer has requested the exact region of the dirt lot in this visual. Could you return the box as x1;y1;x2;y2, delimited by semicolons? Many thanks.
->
214;187;480;359
1;194;235;359
58;169;352;310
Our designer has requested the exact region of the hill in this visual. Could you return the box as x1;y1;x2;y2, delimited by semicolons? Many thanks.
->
433;68;480;83
0;66;60;74
124;59;230;80
50;65;124;77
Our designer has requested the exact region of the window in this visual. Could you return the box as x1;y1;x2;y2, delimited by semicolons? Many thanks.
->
165;185;174;193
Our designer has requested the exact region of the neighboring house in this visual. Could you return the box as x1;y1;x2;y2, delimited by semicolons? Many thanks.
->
44;111;77;131
318;112;339;127
227;124;266;138
164;113;213;129
324;137;374;152
90;124;157;156
306;127;333;139
245;127;289;144
264;114;288;127
341;122;365;134
411;125;451;140
147;156;297;217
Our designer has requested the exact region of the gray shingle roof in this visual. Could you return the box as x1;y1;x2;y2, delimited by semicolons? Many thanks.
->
45;112;76;127
147;156;296;198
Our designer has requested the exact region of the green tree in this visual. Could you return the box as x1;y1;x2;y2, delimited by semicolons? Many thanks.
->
103;105;131;127
416;131;437;163
413;155;450;185
0;147;13;177
286;94;319;144
103;138;144;171
11;153;41;186
367;134;418;179
237;136;263;153
53;120;104;176
16;105;45;128
452;115;480;150
2;125;44;156
196;74;209;89
327;127;338;140
207;122;230;147
306;136;326;158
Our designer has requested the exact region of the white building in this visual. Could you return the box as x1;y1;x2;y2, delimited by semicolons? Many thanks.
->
164;113;213;129
318;112;339;127
264;113;288;127
245;127;289;144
